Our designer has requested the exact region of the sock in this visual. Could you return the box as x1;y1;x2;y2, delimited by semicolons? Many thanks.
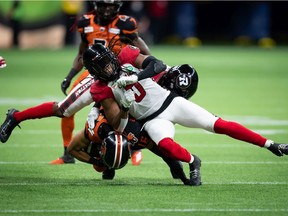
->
61;115;75;147
190;155;195;164
158;138;192;163
264;140;274;148
14;102;55;122
214;118;267;147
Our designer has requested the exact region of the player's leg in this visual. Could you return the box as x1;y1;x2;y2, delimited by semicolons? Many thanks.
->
163;97;288;157
50;73;94;164
144;119;202;186
0;102;60;143
148;144;191;185
49;115;76;164
214;118;288;156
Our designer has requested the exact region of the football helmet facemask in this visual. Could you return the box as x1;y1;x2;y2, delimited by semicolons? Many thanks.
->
159;64;199;99
83;44;121;82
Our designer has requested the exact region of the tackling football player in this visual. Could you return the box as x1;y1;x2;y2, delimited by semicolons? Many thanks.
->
67;106;191;185
57;0;150;166
0;44;195;180
82;44;288;186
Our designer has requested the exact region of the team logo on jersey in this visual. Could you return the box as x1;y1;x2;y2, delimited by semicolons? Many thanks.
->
127;132;138;146
176;74;191;89
100;140;107;157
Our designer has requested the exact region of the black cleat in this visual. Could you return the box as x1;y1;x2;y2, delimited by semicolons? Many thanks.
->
102;168;115;180
0;109;20;143
268;143;288;157
189;155;202;186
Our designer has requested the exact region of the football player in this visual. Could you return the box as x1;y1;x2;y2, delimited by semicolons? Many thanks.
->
57;0;150;166
82;44;288;186
67;106;192;185
0;45;198;179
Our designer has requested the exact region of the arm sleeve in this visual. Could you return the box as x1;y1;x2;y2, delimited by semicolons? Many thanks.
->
137;56;167;81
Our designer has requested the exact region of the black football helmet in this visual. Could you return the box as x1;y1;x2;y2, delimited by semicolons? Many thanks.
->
83;44;121;81
158;64;199;99
100;132;131;169
93;0;123;25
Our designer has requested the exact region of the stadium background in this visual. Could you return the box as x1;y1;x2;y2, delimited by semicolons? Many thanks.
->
0;1;288;48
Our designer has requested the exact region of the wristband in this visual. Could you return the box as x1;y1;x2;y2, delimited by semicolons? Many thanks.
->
117;118;128;133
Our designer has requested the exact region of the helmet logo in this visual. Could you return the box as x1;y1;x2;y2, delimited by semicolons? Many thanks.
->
176;74;191;89
100;141;107;156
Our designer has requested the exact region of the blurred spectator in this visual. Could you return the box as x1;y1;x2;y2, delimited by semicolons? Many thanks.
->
6;0;21;47
146;1;168;44
61;0;84;46
166;1;201;47
122;1;153;45
232;2;276;47
0;1;65;49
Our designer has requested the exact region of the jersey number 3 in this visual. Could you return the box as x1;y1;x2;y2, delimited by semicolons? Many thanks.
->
129;83;146;103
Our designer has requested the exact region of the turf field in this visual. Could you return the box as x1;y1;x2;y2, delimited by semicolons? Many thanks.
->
0;45;287;216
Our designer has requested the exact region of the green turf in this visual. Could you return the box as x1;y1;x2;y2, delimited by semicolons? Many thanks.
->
0;46;288;216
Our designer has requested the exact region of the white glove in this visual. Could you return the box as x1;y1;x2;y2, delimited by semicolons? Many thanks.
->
117;74;138;88
0;56;7;69
120;89;135;110
87;107;100;136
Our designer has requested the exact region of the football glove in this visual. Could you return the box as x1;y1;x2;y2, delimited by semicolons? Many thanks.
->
61;78;71;96
116;74;138;88
0;56;7;69
120;89;135;110
87;107;100;136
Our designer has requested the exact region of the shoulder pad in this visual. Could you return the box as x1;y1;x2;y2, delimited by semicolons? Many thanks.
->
116;15;138;41
116;15;138;32
77;15;92;28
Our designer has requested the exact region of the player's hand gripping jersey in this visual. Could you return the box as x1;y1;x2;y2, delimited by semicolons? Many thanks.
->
90;45;172;120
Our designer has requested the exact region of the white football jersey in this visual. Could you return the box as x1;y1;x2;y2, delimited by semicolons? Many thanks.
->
111;78;170;120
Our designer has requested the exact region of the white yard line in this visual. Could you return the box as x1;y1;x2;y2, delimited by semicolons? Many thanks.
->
0;208;287;213
0;181;288;186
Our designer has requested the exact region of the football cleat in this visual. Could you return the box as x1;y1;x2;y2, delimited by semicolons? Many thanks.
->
102;168;115;180
0;109;20;143
49;150;75;164
131;150;142;166
188;155;202;186
268;143;288;157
